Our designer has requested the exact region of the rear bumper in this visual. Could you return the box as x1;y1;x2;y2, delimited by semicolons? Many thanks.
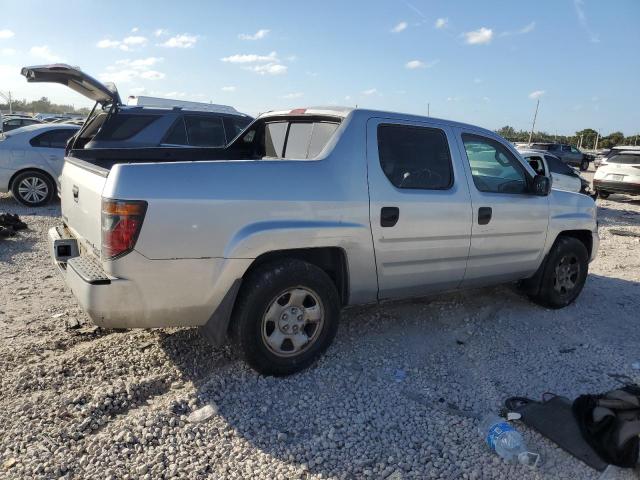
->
593;179;640;195
48;226;251;329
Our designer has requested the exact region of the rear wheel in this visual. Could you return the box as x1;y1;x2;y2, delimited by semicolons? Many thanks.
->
529;236;589;309
11;171;55;207
230;259;340;376
597;190;610;199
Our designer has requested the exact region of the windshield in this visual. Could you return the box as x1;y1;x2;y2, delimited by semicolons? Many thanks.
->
607;154;640;165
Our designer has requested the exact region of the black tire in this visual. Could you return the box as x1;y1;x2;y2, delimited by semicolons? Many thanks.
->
230;259;340;376
597;190;610;199
529;236;589;309
11;170;55;207
580;160;589;171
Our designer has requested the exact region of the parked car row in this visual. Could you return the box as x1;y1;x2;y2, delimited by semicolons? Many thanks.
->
593;146;640;198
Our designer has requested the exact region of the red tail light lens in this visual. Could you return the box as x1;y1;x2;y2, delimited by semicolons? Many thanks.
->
101;199;147;260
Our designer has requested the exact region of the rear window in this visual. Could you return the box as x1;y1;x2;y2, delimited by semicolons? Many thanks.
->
264;120;340;159
608;154;640;165
98;114;158;141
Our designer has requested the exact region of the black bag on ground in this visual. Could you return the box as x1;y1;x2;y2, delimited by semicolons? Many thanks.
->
573;384;640;468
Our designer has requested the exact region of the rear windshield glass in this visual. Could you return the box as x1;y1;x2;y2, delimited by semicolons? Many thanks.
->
98;114;158;141
264;120;340;159
608;154;640;165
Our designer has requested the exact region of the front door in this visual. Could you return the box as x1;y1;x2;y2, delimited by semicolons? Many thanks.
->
455;129;549;287
367;118;473;300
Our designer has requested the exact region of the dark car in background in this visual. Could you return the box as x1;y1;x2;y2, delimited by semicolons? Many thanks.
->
529;143;592;171
21;64;253;152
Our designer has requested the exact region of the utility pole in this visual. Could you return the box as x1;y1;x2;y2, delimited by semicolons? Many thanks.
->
528;99;540;145
427;103;430;117
594;131;600;150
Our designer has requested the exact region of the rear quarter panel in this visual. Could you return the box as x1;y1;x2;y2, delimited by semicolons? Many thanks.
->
103;112;379;305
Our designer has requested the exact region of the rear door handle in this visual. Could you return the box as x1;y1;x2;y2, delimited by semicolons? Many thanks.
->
72;185;79;202
478;207;492;225
381;207;399;227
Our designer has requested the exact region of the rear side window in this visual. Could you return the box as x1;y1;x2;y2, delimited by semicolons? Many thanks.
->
184;115;226;147
98;114;158;141
30;129;78;148
377;124;453;190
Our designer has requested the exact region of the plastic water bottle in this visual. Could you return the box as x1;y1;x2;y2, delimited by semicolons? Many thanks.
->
478;414;540;467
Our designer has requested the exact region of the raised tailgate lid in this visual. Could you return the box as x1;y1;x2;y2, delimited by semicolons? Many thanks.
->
21;64;121;106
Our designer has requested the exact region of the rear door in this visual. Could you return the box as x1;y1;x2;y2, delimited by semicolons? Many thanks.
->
30;128;79;183
455;129;549;287
367;117;472;300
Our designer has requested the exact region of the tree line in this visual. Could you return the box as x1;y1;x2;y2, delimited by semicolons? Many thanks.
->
0;97;91;116
496;126;638;150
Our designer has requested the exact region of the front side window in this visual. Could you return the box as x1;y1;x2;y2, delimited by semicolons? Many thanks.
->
163;118;188;145
377;124;453;190
462;134;528;194
526;155;545;175
562;145;572;152
184;115;226;147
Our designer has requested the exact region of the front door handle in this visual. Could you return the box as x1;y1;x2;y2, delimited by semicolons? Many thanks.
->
478;207;492;225
381;207;399;227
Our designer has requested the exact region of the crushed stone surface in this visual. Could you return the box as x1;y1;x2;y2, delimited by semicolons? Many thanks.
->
1;187;639;480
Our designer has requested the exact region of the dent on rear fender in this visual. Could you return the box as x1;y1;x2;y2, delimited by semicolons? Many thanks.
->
223;219;365;259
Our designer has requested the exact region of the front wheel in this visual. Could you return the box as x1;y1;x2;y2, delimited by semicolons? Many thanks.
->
580;160;589;171
529;236;589;309
11;171;55;207
597;190;610;199
230;259;340;376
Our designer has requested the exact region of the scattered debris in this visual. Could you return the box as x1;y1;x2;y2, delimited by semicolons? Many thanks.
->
187;404;218;423
65;318;81;330
0;213;27;231
560;347;577;354
609;229;640;238
51;312;65;319
393;369;406;382
632;361;640;370
2;457;17;469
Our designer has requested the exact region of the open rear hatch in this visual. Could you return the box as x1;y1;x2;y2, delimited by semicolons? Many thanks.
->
21;64;121;106
21;64;120;255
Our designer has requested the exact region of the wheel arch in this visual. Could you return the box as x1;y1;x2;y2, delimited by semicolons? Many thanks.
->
9;167;57;193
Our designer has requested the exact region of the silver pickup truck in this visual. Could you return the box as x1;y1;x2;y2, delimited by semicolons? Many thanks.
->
29;67;599;375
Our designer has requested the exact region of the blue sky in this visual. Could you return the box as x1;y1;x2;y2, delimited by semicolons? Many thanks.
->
1;0;638;135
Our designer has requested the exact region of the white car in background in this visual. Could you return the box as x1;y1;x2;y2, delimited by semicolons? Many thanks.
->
0;123;80;206
519;150;587;193
593;150;640;198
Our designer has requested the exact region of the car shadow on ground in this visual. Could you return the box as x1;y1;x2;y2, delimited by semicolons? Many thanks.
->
156;273;640;479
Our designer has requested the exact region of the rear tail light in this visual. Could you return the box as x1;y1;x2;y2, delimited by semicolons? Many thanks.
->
101;199;147;260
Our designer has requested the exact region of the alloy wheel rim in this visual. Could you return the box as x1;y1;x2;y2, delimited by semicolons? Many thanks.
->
553;254;580;295
18;177;48;204
261;287;324;358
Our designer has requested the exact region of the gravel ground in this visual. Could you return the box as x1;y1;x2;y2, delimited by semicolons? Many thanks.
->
1;184;639;480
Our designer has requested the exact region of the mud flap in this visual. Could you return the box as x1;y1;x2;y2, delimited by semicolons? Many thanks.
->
199;279;242;346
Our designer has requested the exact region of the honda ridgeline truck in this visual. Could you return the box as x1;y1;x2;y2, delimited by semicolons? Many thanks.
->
24;65;599;375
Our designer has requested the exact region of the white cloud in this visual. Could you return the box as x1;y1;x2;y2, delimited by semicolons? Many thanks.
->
100;58;165;83
362;88;377;96
405;60;425;69
282;92;303;99
29;45;64;63
528;90;545;99
221;86;236;92
1;47;16;55
482;96;490;102
123;35;147;46
129;86;146;95
573;0;600;43
435;18;448;29
238;29;270;40
500;21;536;37
97;39;121;49
131;27;139;33
221;52;278;64
0;29;15;39
391;21;408;33
159;34;198;48
473;77;482;84
447;96;461;102
247;63;287;75
405;59;439;70
154;29;168;37
464;27;493;45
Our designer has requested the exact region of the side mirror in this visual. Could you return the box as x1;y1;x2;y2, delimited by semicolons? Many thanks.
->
531;174;551;196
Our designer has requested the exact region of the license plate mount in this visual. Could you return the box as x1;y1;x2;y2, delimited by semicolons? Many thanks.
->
610;174;624;182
